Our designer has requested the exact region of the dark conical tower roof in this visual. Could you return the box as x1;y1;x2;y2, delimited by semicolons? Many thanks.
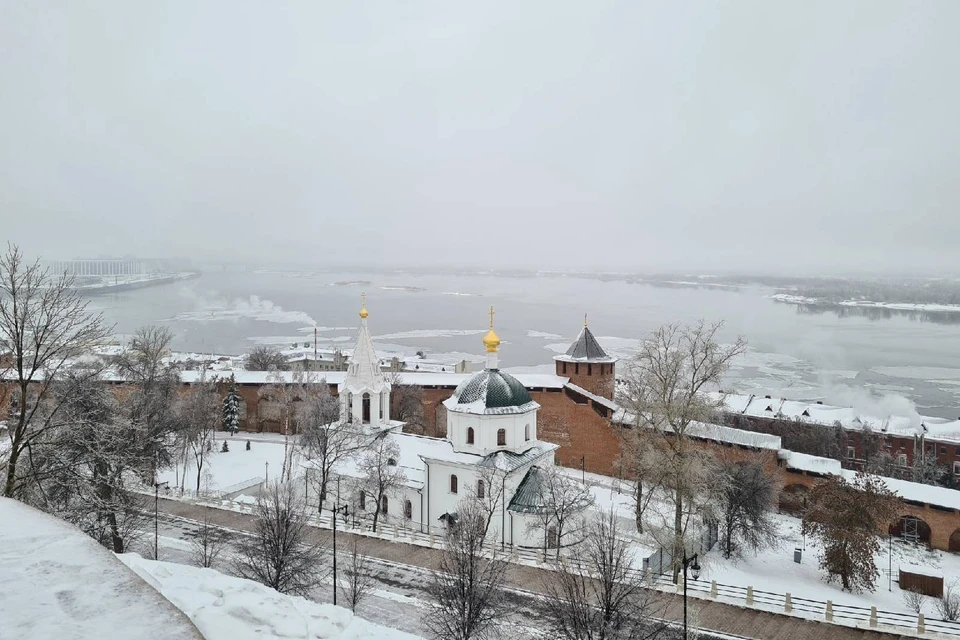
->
553;320;617;363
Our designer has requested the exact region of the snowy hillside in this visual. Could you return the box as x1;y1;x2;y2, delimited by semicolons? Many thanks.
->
0;497;202;640
118;553;423;640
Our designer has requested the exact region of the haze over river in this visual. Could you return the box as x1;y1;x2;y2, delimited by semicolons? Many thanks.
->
86;268;960;421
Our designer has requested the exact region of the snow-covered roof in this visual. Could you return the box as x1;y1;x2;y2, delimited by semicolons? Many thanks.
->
564;382;619;412
443;369;540;416
780;451;960;511
170;370;569;390
0;497;202;640
859;471;960;511
778;450;843;476
613;410;781;451
553;326;617;363
716;392;945;439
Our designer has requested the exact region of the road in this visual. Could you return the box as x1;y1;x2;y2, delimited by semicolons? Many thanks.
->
151;510;734;640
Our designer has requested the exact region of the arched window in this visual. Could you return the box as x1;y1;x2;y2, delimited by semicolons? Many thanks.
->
362;392;371;424
359;490;366;510
380;495;388;515
524;424;530;441
477;480;485;499
588;364;592;375
497;429;506;447
347;393;354;422
450;474;458;494
404;499;412;519
467;427;475;444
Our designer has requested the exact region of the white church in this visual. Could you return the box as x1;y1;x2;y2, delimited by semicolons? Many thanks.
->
309;299;581;548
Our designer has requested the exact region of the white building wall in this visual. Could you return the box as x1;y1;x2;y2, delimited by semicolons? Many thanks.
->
447;409;538;455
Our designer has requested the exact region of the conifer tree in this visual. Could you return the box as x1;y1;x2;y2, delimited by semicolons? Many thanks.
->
221;381;242;435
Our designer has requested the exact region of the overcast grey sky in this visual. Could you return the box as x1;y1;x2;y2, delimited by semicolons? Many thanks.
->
1;1;958;273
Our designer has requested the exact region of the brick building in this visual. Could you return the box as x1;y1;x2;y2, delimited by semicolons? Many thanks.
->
717;393;960;484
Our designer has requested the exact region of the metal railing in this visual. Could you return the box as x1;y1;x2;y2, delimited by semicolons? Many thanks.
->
152;488;960;638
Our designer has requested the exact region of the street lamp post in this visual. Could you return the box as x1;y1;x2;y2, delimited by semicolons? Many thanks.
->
682;552;701;639
331;502;349;606
154;480;169;560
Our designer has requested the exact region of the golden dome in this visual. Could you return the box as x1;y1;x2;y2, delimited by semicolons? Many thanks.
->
483;328;500;353
359;306;368;319
483;305;500;353
359;292;368;319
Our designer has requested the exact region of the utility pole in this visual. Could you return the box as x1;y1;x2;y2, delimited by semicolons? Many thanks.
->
331;502;349;606
154;480;169;560
682;553;701;639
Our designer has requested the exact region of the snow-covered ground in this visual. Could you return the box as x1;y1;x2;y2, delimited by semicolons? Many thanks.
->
168;442;959;623
702;513;956;617
565;467;960;620
118;554;422;640
159;436;293;495
0;497;202;640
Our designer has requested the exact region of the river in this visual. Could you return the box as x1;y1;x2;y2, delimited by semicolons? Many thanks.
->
84;268;960;420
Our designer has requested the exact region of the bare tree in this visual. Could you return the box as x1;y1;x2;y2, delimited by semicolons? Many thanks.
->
0;244;111;498
298;380;363;511
617;428;670;534
902;588;927;615
937;582;960;621
802;472;899;592
527;465;594;557
357;433;406;532
190;508;227;568
233;481;328;596
541;508;671;640
30;367;149;553
424;499;510;640
259;368;312;483
114;326;183;482
466;465;507;540
716;457;780;559
388;372;426;435
617;320;747;580
246;345;289;371
338;538;378;612
911;453;947;486
177;374;221;494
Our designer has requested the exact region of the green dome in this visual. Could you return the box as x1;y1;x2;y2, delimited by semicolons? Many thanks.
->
449;369;536;414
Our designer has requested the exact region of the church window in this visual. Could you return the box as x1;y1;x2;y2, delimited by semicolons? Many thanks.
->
588;364;592;375
561;362;567;374
380;495;388;514
362;393;371;424
404;499;412;519
524;424;530;441
467;427;475;444
477;480;485;499
497;429;506;447
359;490;366;510
450;474;458;494
575;363;580;375
347;393;354;422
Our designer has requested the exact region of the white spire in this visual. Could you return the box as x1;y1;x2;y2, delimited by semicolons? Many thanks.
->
344;295;387;395
339;295;391;427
